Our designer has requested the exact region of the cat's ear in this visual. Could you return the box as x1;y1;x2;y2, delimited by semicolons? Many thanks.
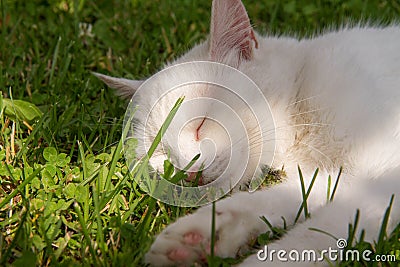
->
209;0;258;67
93;72;144;99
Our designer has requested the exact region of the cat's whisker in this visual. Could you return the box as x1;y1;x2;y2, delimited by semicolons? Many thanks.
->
248;151;276;159
286;94;324;107
289;107;328;117
274;123;331;131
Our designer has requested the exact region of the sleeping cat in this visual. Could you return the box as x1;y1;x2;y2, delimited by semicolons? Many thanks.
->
95;0;400;266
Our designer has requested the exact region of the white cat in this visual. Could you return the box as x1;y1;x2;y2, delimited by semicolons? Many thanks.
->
96;0;400;266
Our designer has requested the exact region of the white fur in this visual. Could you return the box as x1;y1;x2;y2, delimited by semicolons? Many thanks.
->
96;0;400;266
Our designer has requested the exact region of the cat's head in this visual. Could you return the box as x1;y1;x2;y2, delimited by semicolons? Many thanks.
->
95;0;271;188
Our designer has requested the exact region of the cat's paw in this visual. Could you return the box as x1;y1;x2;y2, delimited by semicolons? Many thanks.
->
145;204;265;266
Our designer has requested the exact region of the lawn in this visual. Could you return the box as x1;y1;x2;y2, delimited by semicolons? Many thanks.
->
1;0;400;266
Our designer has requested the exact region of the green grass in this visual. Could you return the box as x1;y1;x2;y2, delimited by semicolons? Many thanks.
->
1;0;399;266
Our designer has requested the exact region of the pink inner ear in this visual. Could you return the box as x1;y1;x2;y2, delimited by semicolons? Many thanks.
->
209;0;258;65
236;23;258;61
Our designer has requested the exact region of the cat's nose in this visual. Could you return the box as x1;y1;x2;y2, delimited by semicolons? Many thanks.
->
185;171;204;185
194;117;207;141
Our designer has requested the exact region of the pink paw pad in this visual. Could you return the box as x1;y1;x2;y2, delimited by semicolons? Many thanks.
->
167;248;190;261
183;231;204;245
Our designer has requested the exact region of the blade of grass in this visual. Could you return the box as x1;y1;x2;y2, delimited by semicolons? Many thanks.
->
78;141;87;180
169;153;200;183
326;174;331;204
49;37;61;85
144;97;184;159
209;201;216;266
92;184;106;256
100;170;134;211
308;227;339;241
376;195;395;253
0;207;29;265
133;97;184;196
136;198;157;242
102;106;136;195
297;166;308;222
121;195;144;222
259;216;287;239
0;166;43;209
330;166;343;202
294;167;319;223
347;209;360;248
73;201;100;267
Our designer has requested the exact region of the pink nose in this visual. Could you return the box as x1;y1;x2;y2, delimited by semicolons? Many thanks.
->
185;171;204;185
